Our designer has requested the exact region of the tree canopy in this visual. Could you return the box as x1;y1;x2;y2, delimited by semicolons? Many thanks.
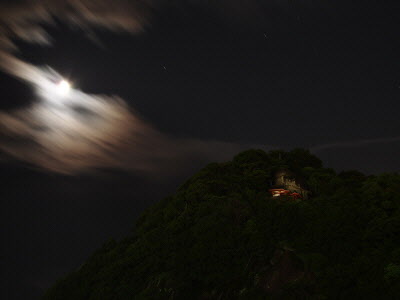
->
43;149;400;299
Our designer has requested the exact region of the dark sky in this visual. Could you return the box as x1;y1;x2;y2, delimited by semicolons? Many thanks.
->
1;1;400;299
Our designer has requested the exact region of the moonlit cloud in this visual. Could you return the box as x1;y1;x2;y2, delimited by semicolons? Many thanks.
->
0;65;257;174
0;1;153;174
0;0;151;48
0;0;153;81
2;1;392;175
0;1;260;174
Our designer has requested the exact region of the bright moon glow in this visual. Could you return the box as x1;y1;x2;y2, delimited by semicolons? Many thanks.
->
36;72;76;105
57;80;71;95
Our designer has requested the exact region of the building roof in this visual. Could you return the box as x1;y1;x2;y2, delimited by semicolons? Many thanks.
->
273;168;308;189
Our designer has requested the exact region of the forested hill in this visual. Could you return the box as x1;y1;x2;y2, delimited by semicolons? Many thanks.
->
43;149;400;299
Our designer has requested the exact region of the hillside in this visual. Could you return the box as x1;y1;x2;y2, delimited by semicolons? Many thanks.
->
43;149;400;299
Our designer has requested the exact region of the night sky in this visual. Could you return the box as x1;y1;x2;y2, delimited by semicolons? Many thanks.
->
1;1;400;299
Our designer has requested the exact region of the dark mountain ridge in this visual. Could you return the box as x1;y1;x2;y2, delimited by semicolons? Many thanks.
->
43;149;400;299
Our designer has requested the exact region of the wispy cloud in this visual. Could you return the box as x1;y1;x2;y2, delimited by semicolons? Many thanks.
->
0;1;273;175
0;0;151;48
0;66;258;175
0;0;153;80
4;1;378;175
311;136;400;153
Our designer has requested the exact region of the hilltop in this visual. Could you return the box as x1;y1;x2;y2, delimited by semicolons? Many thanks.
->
43;149;400;299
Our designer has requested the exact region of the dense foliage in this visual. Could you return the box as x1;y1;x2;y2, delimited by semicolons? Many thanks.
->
43;149;400;299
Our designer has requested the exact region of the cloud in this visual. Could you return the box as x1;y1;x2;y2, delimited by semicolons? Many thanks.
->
0;0;152;48
0;1;273;175
2;0;365;175
0;65;262;174
311;136;400;153
0;0;154;81
0;1;156;174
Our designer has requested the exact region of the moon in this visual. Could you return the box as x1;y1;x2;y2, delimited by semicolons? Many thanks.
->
56;80;71;95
